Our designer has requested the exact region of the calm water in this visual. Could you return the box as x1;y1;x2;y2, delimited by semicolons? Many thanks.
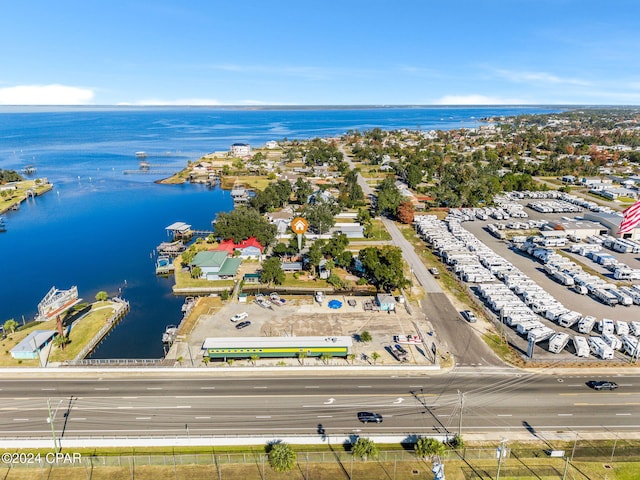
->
0;106;561;357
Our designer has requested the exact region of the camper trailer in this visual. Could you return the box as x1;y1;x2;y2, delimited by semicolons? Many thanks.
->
548;332;570;353
588;336;615;360
573;336;590;358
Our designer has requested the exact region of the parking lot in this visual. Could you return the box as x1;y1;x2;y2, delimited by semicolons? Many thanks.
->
186;295;437;366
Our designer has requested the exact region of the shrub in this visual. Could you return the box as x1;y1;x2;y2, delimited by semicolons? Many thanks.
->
414;437;445;458
351;438;378;460
267;442;297;472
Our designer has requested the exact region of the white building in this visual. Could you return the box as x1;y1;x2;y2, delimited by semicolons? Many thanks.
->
230;143;251;157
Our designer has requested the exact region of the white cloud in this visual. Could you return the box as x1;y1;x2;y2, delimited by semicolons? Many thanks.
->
0;84;94;105
494;69;592;87
433;94;531;105
118;98;223;106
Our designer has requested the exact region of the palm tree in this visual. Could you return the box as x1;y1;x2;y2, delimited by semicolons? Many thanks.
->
347;353;356;365
297;351;307;366
370;352;380;365
351;438;378;461
191;266;203;279
3;318;18;335
319;353;333;365
250;354;260;366
267;442;297;472
52;334;69;351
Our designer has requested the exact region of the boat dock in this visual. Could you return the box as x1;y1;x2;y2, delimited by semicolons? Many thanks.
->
155;256;175;275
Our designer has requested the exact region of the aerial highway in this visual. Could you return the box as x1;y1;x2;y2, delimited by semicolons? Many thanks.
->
1;370;638;443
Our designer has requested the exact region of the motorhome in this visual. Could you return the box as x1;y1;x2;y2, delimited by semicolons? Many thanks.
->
527;326;556;343
588;336;614;360
598;318;615;335
573;336;590;358
610;289;633;306
615;321;629;336
548;332;570;353
558;311;582;328
578;315;597;334
602;332;622;351
517;320;544;335
622;335;638;358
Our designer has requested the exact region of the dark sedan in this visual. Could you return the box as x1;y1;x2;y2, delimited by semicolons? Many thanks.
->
235;321;251;330
586;380;618;391
357;412;383;423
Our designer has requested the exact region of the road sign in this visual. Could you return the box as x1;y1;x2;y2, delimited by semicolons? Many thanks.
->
291;217;309;234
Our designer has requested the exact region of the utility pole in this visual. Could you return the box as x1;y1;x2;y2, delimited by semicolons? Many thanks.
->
457;390;464;438
496;439;508;480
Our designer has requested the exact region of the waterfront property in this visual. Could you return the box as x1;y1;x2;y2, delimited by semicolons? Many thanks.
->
202;335;352;360
10;330;57;360
190;250;242;280
216;236;264;260
36;286;80;321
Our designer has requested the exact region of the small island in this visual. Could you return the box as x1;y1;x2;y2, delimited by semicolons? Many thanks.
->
0;168;53;215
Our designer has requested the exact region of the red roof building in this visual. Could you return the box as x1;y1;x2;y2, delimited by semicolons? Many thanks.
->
216;237;264;258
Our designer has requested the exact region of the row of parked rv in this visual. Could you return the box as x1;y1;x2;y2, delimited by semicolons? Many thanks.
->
526;200;583;214
569;243;640;281
498;190;612;214
414;214;640;360
519;238;640;306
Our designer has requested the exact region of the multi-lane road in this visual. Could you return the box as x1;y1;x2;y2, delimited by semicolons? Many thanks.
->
1;371;638;441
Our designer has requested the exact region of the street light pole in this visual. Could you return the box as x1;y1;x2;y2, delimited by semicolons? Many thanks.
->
46;399;59;452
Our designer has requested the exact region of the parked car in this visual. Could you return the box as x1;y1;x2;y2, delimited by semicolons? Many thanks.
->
461;310;477;323
230;312;248;323
429;267;440;278
586;380;618;391
235;321;251;330
357;412;383;423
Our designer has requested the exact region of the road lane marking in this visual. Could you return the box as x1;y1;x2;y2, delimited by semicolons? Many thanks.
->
357;386;372;388
305;386;320;389
118;406;133;409
497;414;513;417
254;386;268;389
94;388;110;391
200;387;216;390
558;414;573;416
195;416;211;419
41;388;56;391
176;406;192;409
136;417;152;420
616;413;632;416
317;415;333;418
13;418;29;421
146;387;162;390
256;415;272;419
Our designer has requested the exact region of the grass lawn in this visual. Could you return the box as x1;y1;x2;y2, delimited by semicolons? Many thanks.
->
48;303;116;363
0;301;118;366
366;219;392;241
0;180;53;213
219;175;272;191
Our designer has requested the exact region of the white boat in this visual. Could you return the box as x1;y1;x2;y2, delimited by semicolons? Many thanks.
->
315;291;325;304
162;325;178;344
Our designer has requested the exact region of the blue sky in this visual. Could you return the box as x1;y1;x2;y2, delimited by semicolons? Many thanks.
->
1;0;639;105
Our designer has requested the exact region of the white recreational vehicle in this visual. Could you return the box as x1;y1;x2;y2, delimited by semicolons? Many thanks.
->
548;332;570;353
573;336;590;358
588;336;614;360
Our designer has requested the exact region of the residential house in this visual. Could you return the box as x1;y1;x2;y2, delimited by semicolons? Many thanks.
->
216;237;264;260
190;251;242;280
375;294;396;312
230;143;251;157
334;223;365;239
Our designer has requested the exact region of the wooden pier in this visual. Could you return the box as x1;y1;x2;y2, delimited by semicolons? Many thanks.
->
72;298;130;361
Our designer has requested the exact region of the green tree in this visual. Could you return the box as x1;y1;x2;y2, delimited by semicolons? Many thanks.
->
306;240;325;275
319;353;333;365
414;437;445;459
351;438;378;460
359;331;372;342
358;245;409;291
214;206;277;246
302;197;339;234
370;352;380;364
3;318;18;335
260;257;285;286
191;266;203;279
267;442;297;472
295;177;314;203
95;291;109;302
375;177;402;217
52;334;70;351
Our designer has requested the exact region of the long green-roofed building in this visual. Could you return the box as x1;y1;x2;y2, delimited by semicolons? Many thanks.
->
202;336;352;360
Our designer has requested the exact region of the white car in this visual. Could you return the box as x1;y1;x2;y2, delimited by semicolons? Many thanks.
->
230;312;249;323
